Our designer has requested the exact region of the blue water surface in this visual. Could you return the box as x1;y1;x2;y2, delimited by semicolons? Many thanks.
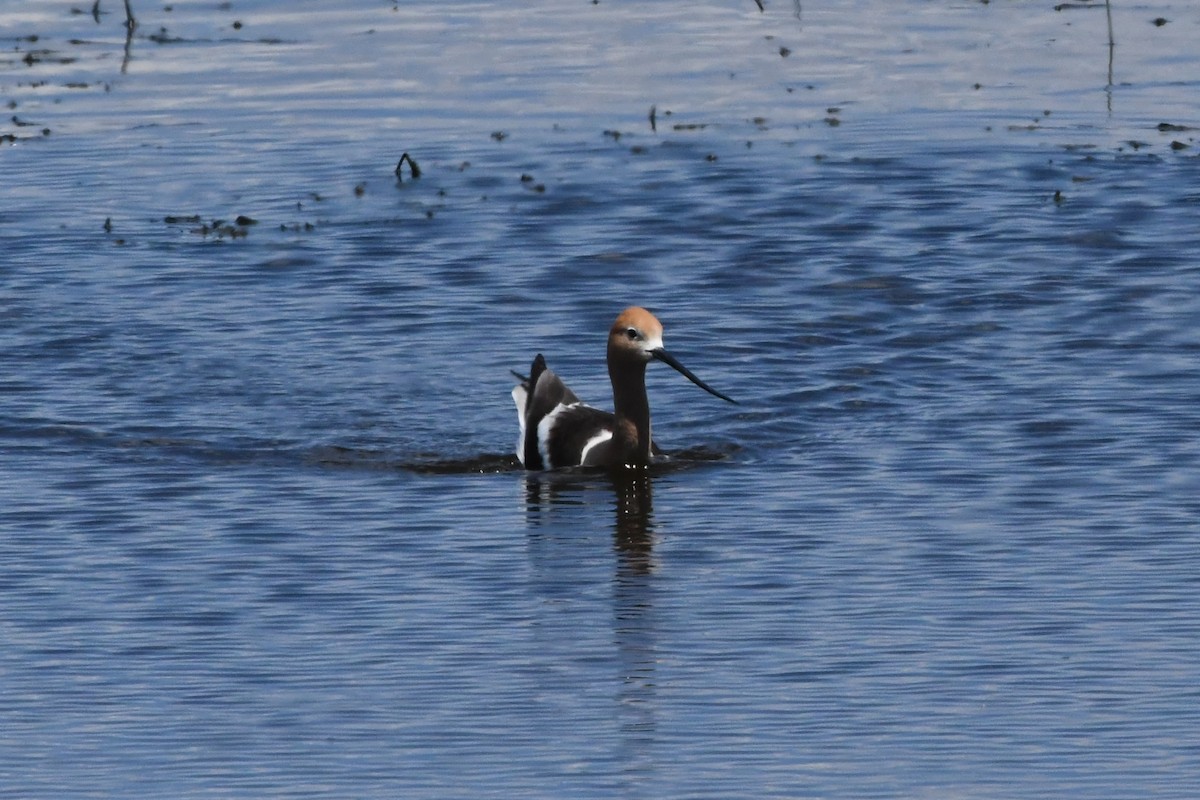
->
3;1;1200;797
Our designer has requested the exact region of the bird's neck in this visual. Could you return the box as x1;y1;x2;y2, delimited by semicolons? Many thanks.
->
609;359;651;464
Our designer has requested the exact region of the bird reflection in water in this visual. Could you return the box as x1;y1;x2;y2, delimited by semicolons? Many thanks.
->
520;468;660;782
521;468;657;574
610;470;655;575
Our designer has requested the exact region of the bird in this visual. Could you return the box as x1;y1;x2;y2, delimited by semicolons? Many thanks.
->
512;307;736;470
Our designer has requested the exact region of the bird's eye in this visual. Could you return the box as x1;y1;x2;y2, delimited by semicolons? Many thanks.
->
625;327;639;340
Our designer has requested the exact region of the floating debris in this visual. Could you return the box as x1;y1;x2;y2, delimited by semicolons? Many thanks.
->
163;214;256;239
518;174;545;193
22;50;77;66
649;104;657;132
197;219;249;238
146;28;183;44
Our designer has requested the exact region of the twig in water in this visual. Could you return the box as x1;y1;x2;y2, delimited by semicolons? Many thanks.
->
120;5;135;73
395;152;422;181
1104;0;1114;112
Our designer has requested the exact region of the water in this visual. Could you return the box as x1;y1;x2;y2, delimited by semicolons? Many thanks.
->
3;0;1200;797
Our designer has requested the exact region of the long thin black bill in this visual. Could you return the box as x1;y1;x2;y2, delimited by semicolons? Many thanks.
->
651;348;737;404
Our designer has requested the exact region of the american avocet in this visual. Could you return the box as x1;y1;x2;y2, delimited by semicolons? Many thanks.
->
512;307;736;470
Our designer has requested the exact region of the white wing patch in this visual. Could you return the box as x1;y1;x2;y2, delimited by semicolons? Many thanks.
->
578;429;614;466
512;385;529;465
536;403;580;469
